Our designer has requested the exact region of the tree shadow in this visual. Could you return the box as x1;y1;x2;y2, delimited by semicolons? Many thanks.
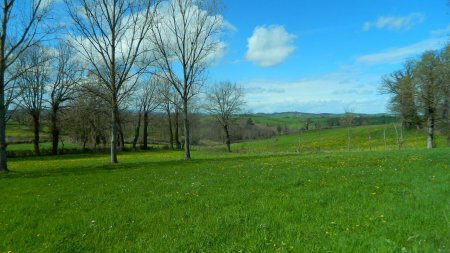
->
0;152;279;180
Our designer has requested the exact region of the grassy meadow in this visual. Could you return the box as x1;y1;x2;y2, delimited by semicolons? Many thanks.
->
230;124;448;154
1;118;449;252
1;148;449;252
242;113;397;131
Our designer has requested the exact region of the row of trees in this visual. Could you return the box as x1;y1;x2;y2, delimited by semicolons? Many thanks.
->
381;44;449;148
0;0;244;172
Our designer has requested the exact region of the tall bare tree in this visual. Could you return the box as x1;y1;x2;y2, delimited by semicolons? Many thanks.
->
341;107;354;151
65;89;110;150
0;0;52;171
437;44;450;145
156;76;179;149
48;41;81;155
381;62;420;129
414;51;441;149
16;44;51;155
150;0;224;160
139;79;159;150
173;94;183;149
205;82;244;152
131;94;144;151
65;0;159;163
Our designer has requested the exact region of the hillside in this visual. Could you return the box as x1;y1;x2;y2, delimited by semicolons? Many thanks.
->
242;112;398;131
226;124;448;154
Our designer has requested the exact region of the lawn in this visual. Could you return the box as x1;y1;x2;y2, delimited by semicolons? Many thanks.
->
0;148;449;252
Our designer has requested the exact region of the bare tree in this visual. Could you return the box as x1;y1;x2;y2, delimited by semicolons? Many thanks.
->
65;0;159;163
205;82;244;152
150;0;224;160
16;44;51;155
0;0;52;171
156;76;179;149
131;96;144;151
137;78;159;150
341;107;354;151
48;41;81;155
304;118;312;131
173;95;182;149
414;51;441;149
65;89;109;150
437;44;450;145
393;122;404;150
380;62;420;129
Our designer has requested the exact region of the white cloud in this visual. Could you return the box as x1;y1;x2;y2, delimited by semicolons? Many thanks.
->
238;36;449;113
431;24;450;36
241;71;384;114
363;13;425;31
355;37;447;65
245;25;296;67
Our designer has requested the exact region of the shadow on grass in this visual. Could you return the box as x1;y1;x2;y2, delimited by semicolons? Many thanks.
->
2;148;447;180
0;152;278;179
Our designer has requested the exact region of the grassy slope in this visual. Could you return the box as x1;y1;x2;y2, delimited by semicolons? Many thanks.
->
230;124;448;154
6;121;35;139
5;121;80;152
0;149;449;252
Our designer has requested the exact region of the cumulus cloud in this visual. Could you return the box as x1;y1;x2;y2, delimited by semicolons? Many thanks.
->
245;25;296;67
355;37;447;65
363;13;425;31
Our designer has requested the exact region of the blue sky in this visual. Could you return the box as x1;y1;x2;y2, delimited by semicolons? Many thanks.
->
208;0;450;113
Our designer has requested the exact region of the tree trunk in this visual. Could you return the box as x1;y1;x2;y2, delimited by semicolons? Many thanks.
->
110;25;118;163
118;125;125;151
32;114;40;156
175;109;181;149
111;103;119;163
50;106;59;155
166;107;173;149
132;112;142;151
183;99;190;160
347;127;351;151
143;111;149;150
0;62;7;171
0;7;8;171
224;124;231;153
443;85;449;121
427;110;434;149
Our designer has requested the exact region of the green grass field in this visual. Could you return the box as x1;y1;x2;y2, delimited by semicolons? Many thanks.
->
1;148;449;252
241;113;397;131
230;124;448;154
6;121;36;139
7;142;80;152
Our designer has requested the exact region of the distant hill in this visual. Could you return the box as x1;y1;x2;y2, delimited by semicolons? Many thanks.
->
239;112;398;131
